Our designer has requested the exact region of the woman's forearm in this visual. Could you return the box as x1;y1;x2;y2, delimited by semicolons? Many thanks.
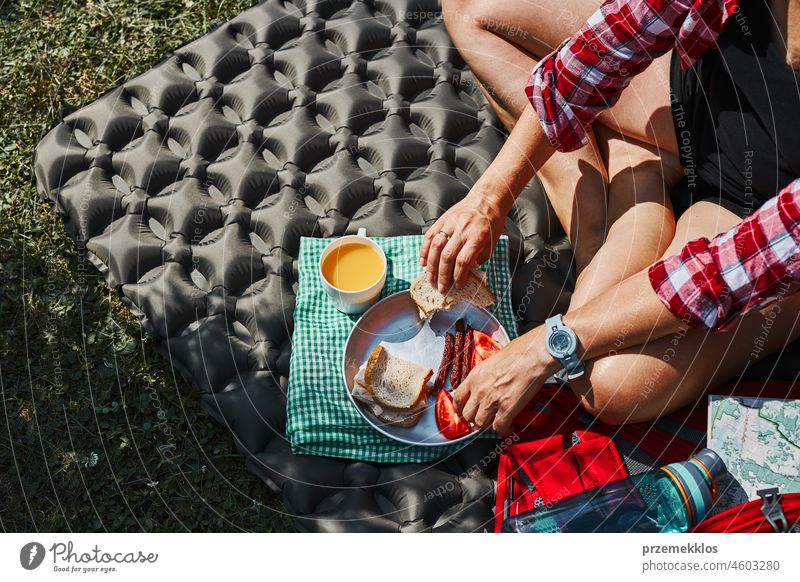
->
515;269;686;379
419;105;556;291
563;269;686;361
479;106;555;210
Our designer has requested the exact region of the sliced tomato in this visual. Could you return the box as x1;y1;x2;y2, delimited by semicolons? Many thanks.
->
471;329;502;368
435;388;471;440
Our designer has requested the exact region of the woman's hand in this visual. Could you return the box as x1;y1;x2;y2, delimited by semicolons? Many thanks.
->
420;179;512;293
451;327;559;435
419;105;555;293
419;105;555;292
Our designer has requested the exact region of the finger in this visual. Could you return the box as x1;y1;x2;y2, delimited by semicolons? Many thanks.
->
453;241;480;290
460;392;480;424
426;226;450;285
420;217;445;267
452;382;471;414
474;401;498;429
492;411;513;436
436;232;465;294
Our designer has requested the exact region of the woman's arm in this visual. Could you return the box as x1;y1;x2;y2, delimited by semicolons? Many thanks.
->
453;179;800;433
419;106;554;293
421;0;737;292
452;268;686;434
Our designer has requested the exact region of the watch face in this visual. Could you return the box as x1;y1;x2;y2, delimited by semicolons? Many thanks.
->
548;330;574;355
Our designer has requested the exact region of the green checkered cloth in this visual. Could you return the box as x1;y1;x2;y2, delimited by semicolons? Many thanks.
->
286;235;518;463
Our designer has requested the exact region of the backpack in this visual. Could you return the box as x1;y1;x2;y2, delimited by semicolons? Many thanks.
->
692;489;800;532
496;381;799;533
494;430;627;532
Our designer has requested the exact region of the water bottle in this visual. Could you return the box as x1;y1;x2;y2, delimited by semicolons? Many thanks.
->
503;448;725;533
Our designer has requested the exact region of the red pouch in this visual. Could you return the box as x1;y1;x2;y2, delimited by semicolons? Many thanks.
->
494;430;628;532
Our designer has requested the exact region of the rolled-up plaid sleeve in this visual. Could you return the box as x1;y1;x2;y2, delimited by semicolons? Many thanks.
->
525;0;735;152
648;179;800;332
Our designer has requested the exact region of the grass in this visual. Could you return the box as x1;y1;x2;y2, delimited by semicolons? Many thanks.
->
0;0;292;532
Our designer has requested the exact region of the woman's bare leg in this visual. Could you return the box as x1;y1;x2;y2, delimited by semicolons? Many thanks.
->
569;201;800;425
442;0;680;155
569;127;681;308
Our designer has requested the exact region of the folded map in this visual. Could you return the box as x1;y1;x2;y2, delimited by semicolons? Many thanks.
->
707;396;800;512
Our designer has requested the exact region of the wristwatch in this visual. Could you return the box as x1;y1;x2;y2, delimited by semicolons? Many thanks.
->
544;314;585;380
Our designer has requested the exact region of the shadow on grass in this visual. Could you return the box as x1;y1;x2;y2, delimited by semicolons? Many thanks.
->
0;0;291;532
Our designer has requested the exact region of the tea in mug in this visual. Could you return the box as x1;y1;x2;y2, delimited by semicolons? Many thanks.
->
321;242;384;291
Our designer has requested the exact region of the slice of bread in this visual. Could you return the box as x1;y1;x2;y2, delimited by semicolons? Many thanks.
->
362;345;432;411
352;356;429;427
352;381;427;427
410;270;496;317
371;403;426;428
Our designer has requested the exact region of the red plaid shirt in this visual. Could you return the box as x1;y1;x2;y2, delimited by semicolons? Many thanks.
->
649;180;800;332
525;0;800;330
525;0;739;152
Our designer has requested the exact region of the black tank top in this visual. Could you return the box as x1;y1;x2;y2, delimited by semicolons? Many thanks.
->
669;0;800;218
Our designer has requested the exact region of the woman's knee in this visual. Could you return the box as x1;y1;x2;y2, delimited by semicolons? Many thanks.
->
442;0;473;34
442;0;495;36
574;356;657;425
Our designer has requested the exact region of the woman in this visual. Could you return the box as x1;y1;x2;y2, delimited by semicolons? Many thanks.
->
420;0;800;432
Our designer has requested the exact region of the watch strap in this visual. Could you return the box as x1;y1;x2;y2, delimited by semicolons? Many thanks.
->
560;351;585;379
545;314;585;380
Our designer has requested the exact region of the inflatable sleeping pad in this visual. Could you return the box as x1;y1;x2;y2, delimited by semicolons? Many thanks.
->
33;0;573;531
34;0;799;531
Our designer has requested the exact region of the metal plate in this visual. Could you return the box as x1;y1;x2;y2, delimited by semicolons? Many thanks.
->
342;291;510;446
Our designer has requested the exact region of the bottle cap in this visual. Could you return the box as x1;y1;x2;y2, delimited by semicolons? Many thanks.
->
662;449;727;527
693;448;727;482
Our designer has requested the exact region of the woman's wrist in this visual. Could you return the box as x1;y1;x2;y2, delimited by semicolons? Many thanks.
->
468;107;555;215
468;174;516;216
523;325;562;378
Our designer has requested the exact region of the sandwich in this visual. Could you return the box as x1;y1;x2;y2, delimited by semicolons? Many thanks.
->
351;345;433;427
409;270;495;318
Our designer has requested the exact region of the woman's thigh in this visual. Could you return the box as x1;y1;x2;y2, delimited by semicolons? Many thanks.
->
595;53;679;157
441;0;594;121
569;127;680;308
569;201;800;424
443;0;603;59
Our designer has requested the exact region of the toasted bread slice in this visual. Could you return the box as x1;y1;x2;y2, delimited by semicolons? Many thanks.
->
352;363;428;427
351;381;427;427
362;345;432;411
410;270;496;318
371;404;426;428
